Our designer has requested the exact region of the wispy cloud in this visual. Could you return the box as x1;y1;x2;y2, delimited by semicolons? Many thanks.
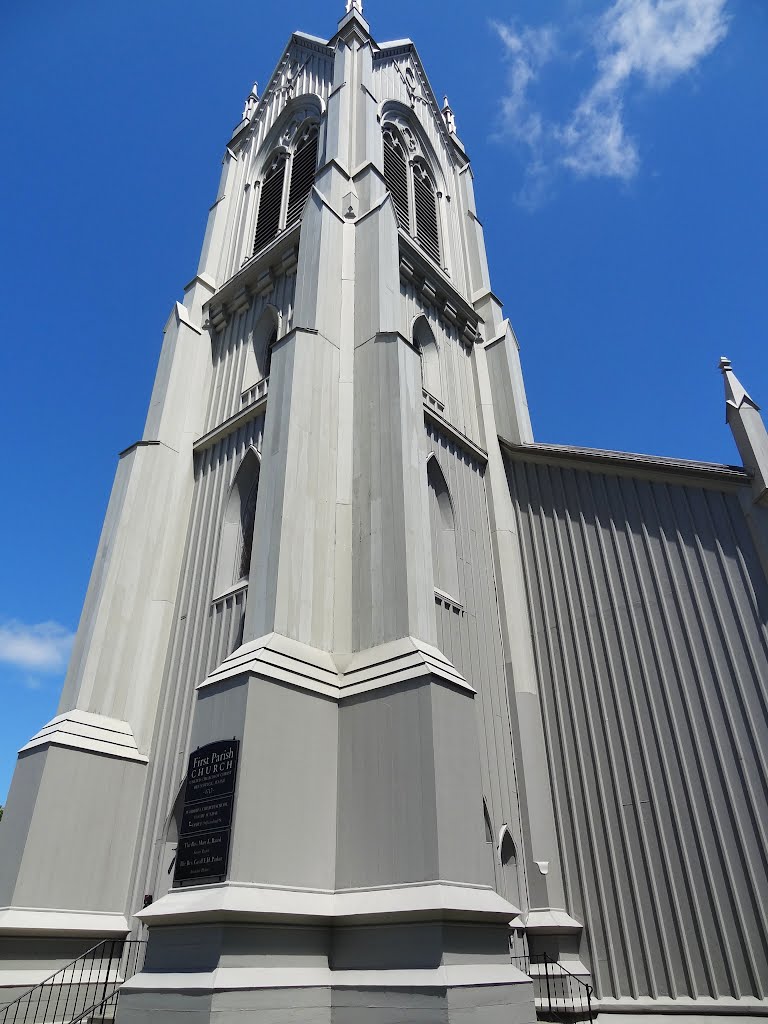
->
0;620;75;674
492;0;730;202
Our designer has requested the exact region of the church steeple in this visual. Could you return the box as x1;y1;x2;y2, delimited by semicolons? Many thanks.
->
720;355;768;504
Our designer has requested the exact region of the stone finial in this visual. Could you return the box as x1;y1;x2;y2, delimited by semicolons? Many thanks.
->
442;95;457;135
346;0;363;12
719;356;768;505
242;82;259;121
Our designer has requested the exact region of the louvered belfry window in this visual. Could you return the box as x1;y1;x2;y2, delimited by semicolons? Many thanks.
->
251;117;320;259
253;152;287;255
382;123;442;268
413;162;440;264
286;122;319;228
383;128;410;231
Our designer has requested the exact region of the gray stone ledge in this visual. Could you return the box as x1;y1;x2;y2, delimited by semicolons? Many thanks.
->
136;879;519;928
121;963;533;994
0;907;129;936
19;711;148;764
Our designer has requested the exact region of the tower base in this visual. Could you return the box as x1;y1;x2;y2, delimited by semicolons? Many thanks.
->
117;882;535;1024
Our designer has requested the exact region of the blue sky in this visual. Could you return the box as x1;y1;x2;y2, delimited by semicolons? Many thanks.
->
0;0;766;803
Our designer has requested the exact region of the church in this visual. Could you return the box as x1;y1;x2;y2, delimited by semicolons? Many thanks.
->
1;3;766;1023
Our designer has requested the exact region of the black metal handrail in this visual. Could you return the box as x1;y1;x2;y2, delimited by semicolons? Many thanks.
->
511;952;594;1022
0;938;146;1024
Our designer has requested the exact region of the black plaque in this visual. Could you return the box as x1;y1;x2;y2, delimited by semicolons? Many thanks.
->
184;739;239;805
173;739;240;885
174;829;231;882
180;795;234;836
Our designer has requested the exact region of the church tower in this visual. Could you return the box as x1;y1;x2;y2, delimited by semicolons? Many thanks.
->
0;5;550;1022
4;4;768;1024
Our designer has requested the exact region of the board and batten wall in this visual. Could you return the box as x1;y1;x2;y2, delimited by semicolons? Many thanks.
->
505;452;768;1004
425;421;526;910
126;288;275;914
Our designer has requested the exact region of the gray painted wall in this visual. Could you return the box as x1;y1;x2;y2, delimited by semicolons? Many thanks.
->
506;451;768;1002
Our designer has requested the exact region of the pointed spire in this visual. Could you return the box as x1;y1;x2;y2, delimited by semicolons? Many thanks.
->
442;95;457;135
337;0;369;38
719;356;768;505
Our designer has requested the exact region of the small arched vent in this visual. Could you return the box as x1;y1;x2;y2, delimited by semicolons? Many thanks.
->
253;152;287;255
286;122;319;228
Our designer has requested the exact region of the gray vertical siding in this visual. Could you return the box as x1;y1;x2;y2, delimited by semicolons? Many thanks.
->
205;273;295;431
401;282;480;444
426;423;526;907
127;417;264;914
506;455;768;1001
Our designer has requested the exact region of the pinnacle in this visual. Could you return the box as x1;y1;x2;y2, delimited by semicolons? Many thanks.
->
720;355;760;413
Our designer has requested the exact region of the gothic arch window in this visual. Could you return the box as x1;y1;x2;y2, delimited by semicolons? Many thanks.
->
383;126;410;230
413;315;441;401
382;123;443;268
214;449;261;596
242;307;280;393
427;454;459;600
252;119;319;257
498;825;516;867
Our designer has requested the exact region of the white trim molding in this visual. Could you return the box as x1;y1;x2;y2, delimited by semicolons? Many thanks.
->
19;711;147;765
196;632;475;700
0;906;129;936
137;879;518;927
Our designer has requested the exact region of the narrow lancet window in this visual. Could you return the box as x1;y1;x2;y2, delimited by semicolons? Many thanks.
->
253;152;287;255
413;161;440;264
383;127;410;230
214;450;261;596
286;122;319;228
427;455;459;600
413;316;441;401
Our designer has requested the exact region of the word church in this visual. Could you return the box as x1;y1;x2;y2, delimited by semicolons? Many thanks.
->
1;4;766;1023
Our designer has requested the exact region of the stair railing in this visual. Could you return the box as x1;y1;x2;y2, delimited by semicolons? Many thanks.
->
0;938;146;1024
511;951;594;1022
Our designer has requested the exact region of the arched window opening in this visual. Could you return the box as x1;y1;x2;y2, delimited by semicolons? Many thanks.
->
499;826;516;866
286;122;319;228
253;152;287;255
383;127;409;230
413;161;440;264
427;455;459;600
238;477;259;581
483;800;493;844
381;121;443;269
214;450;261;596
263;327;278;380
242;309;279;394
413;316;441;401
252;116;320;258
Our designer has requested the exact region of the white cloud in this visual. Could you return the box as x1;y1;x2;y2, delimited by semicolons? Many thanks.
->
493;0;729;197
0;620;75;674
491;21;557;151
